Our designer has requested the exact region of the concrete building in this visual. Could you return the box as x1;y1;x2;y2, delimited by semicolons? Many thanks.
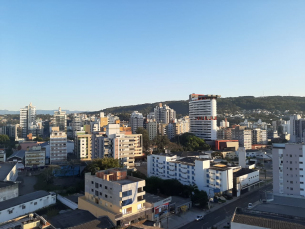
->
220;119;229;128
1;124;18;140
71;114;83;138
144;194;172;219
107;113;120;124
19;102;37;138
232;127;252;150
189;94;220;141
273;143;305;197
233;168;260;197
146;121;158;141
147;154;233;196
52;107;67;132
166;122;176;140
252;128;267;145
6;150;25;170
290;115;305;143
0;191;56;223
215;140;239;151
176;116;190;135
0;181;18;202
154;103;176;124
74;131;92;161
24;146;46;169
50;127;67;164
129;111;144;134
78;168;151;227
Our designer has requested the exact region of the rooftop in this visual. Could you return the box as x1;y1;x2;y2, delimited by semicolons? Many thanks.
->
0;180;17;189
233;168;257;177
0;163;16;180
232;207;305;229
7;150;25;160
0;190;51;211
170;196;191;207
49;209;114;229
144;193;170;204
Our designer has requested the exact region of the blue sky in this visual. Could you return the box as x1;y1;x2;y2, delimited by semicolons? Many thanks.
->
1;1;304;111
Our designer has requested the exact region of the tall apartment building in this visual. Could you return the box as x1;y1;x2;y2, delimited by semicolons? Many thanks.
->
189;94;220;140
52;107;67;132
100;112;108;128
71;114;83;137
154;103;176;124
146;121;157;141
290;115;305;143
166;122;176;140
273;143;305;197
74;131;92;160
91;124;143;168
232;126;252;150
78;168;149;226
20;103;36;138
147;154;233;196
25;146;46;168
129;111;144;134
176;116;190;134
1;124;18;140
252;128;268;145
50;127;67;164
107;114;120;124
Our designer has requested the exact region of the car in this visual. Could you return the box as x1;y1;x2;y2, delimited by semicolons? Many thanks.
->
248;203;253;209
195;215;204;221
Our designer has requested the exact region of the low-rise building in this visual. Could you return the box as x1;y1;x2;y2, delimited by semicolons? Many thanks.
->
0;190;56;223
78;168;152;227
233;168;260;197
0;181;18;202
147;154;234;196
25;146;46;169
144;194;172;219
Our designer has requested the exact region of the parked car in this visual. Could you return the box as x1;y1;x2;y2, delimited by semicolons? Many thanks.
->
195;215;204;221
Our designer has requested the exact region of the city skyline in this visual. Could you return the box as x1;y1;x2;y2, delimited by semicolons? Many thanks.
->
1;1;305;110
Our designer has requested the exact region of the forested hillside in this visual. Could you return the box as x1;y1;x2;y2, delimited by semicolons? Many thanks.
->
90;96;305;117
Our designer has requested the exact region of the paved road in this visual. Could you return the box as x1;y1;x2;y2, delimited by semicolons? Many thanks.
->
180;184;272;229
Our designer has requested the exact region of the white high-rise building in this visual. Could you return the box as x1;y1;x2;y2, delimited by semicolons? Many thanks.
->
50;127;67;164
146;121;158;141
290;115;305;143
129;111;144;134
189;94;220;140
20;103;36;138
273;143;305;197
154;103;176;124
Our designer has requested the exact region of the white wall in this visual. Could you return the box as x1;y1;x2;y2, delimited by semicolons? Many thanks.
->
4;164;18;182
231;221;266;229
0;193;56;223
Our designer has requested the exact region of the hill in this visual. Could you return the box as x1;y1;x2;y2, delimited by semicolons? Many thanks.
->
89;96;305;117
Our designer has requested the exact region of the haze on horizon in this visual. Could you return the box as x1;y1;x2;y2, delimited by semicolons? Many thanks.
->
1;1;304;111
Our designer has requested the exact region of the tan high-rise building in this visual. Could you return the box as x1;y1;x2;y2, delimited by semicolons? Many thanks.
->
50;127;67;164
25;146;46;168
74;131;92;160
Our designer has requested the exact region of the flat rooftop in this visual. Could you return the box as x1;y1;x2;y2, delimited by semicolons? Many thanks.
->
0;190;51;211
114;179;134;185
232;207;305;229
0;163;15;180
144;193;170;204
233;168;257;177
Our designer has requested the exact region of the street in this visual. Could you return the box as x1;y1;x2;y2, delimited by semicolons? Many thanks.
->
180;184;272;229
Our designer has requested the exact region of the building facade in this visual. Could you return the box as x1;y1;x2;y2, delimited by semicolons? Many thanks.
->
25;146;46;168
74;131;92;161
147;154;233;196
129;111;144;134
189;94;220;140
19;103;36;138
78;168;150;226
146;121;158;141
154;103;176;124
52;107;67;132
273;143;305;197
50;127;67;164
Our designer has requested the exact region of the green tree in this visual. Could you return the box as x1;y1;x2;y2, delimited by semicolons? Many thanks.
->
172;133;210;151
136;127;150;152
191;189;209;208
0;134;10;147
85;158;122;175
152;135;171;152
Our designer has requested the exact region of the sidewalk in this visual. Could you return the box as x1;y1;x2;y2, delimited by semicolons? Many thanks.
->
160;181;272;229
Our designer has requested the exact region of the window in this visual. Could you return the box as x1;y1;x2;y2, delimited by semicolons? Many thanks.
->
8;210;13;214
105;186;108;189
290;188;293;190
91;181;94;184
22;205;26;209
95;191;98;196
34;202;37;205
105;194;108;198
100;192;102;196
100;184;102;187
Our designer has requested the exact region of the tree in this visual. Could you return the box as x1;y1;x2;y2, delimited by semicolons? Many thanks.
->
136;127;150;152
0;134;10;147
85;158;122;175
172;133;210;151
152;135;171;152
191;189;209;208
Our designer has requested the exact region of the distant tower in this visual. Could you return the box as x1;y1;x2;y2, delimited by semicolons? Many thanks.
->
238;147;246;168
189;94;220;140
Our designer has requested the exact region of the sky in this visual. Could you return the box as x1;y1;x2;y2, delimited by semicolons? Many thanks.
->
0;1;305;111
